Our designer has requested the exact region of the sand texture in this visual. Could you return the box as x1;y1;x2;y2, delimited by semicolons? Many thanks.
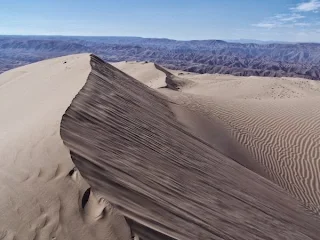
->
114;61;320;214
60;55;320;239
2;53;320;239
0;54;131;240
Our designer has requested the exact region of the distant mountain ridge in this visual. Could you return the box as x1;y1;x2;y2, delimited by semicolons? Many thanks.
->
225;39;292;44
1;35;320;80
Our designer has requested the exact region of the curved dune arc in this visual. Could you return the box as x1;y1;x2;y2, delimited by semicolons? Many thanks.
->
61;55;320;240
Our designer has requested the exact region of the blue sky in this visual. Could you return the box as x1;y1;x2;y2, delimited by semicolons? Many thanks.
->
0;0;320;42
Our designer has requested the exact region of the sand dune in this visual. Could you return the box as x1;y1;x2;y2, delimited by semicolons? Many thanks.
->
163;81;320;213
2;53;320;239
0;54;131;239
112;61;167;89
116;61;320;214
61;55;320;239
112;61;191;90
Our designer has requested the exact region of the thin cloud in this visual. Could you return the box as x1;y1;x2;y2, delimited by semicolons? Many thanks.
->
253;13;306;28
274;14;305;22
294;22;311;26
252;23;277;29
291;0;320;12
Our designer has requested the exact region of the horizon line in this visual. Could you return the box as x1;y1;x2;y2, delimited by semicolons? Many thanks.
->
1;34;319;44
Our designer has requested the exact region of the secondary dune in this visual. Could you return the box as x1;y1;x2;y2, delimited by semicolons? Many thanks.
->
112;61;191;90
61;55;320;239
112;61;167;89
0;54;131;239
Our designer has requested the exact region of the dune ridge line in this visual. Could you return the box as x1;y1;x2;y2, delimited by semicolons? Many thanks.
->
60;54;320;240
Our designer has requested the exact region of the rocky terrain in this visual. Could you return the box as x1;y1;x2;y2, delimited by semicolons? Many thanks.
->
1;35;320;79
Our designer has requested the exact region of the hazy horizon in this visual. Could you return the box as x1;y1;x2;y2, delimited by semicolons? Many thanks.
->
0;34;317;44
1;0;320;42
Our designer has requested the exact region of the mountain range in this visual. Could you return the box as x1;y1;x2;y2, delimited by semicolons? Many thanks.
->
1;35;320;80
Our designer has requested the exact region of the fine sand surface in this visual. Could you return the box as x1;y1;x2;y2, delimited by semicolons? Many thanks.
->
0;54;131;239
114;61;320;214
2;54;320;239
62;56;320;239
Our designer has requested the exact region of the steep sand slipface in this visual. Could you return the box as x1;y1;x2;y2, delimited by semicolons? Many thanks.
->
116;62;320;214
0;54;131;239
61;55;320;240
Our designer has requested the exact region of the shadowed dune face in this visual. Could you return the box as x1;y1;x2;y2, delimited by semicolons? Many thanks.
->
61;55;320;240
158;81;320;214
116;62;320;214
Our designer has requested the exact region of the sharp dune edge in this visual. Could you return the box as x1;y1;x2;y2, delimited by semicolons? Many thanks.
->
60;55;320;239
1;53;320;239
115;61;320;213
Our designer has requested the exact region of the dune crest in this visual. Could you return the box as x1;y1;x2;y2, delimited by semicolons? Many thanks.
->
2;53;320;239
117;61;320;214
61;54;320;240
112;61;192;90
